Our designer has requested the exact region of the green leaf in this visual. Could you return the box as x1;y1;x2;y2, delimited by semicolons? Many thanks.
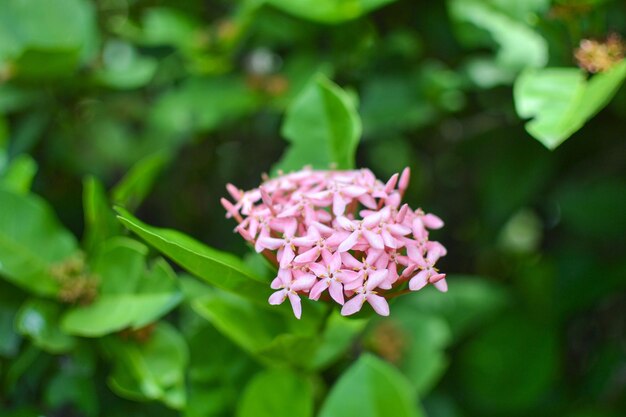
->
103;322;188;410
319;353;423;417
0;0;97;78
237;368;313;417
514;61;626;149
139;7;203;52
191;289;317;364
264;0;397;24
274;74;361;172
15;298;76;353
111;151;169;211
0;154;37;194
61;237;181;337
0;188;78;296
311;310;367;369
82;177;120;252
449;0;548;72
385;314;451;395
116;208;271;303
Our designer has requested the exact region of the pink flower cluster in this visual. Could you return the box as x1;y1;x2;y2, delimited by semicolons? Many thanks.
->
221;167;447;319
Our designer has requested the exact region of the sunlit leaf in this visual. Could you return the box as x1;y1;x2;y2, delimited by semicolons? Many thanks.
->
264;0;397;24
275;74;361;172
237;368;313;417
0;0;97;78
319;353;424;417
0;154;37;194
514;61;626;148
449;0;548;72
116;208;271;303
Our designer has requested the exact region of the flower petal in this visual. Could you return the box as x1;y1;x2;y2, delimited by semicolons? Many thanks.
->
333;193;348;216
308;262;328;277
366;294;389;316
341;295;365;316
433;278;448;292
366;269;388;291
363;229;385;250
292;273;317;291
329;251;342;272
279;245;295;268
309;279;329;301
257;236;284;251
409;270;429;291
287;292;302;319
423;213;444;229
293;247;320;264
329;280;345;305
269;290;287;305
338;230;360;252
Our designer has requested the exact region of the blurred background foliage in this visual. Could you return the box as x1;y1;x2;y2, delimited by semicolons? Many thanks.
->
1;0;626;416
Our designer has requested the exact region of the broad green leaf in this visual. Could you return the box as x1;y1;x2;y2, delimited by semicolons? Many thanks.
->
0;188;78;296
274;74;361;172
116;208;271;303
449;0;548;72
0;154;37;194
192;288;327;367
62;237;182;337
237;368;313;417
103;322;188;410
376;313;451;395
514;61;626;148
15;298;75;353
82;177;120;252
139;7;203;52
192;290;304;357
319;353;423;417
264;0;397;24
458;313;558;412
111;151;169;211
311;310;367;369
0;0;97;78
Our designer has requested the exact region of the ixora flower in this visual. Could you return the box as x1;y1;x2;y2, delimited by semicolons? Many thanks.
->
221;167;447;319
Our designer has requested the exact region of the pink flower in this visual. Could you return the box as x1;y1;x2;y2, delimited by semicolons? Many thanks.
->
341;269;390;316
222;167;447;319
